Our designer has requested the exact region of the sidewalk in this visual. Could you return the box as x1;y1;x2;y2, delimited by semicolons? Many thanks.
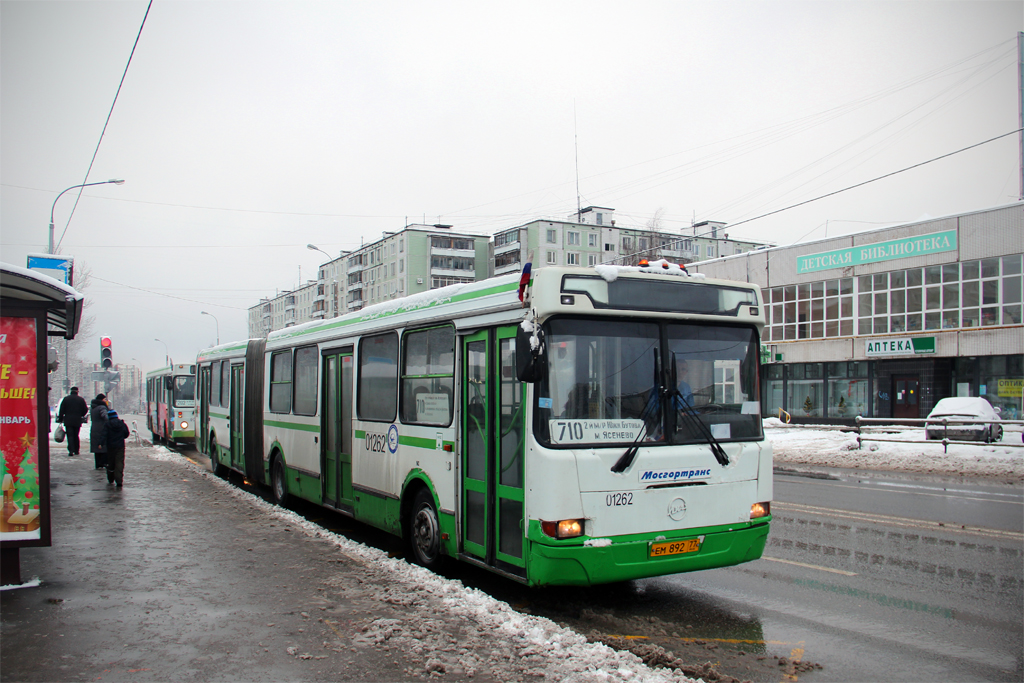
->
1;441;688;683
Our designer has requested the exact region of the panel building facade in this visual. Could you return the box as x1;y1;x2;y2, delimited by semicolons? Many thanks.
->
248;225;489;337
491;207;771;277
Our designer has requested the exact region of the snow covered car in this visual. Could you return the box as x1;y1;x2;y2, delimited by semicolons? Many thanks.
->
925;397;1003;442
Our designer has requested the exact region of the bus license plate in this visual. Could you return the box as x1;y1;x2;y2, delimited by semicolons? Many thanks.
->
649;537;702;558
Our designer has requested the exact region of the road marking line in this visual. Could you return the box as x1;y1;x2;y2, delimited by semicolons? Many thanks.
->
761;556;858;576
784;643;806;682
773;501;1023;541
781;480;1024;506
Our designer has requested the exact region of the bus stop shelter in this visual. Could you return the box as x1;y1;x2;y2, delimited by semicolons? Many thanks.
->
0;261;83;585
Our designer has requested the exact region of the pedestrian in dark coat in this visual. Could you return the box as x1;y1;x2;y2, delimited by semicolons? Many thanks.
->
57;387;89;456
89;394;109;470
103;409;131;487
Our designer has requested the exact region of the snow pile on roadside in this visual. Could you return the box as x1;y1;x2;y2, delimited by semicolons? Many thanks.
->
764;419;1024;480
145;446;699;682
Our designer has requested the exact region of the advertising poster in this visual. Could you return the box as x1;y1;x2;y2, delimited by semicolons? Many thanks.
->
0;316;42;541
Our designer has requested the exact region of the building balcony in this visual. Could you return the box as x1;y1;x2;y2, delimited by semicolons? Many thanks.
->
315;293;326;302
493;241;520;256
430;267;475;278
430;247;476;258
312;309;325;319
494;262;521;276
348;261;365;272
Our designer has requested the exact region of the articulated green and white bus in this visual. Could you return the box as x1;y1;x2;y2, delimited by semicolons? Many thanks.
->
196;264;772;586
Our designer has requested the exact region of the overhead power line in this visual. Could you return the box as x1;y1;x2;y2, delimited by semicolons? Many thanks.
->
722;128;1024;231
56;0;152;253
90;274;246;310
613;128;1023;264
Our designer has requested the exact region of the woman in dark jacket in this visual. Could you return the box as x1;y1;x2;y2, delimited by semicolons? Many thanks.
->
89;394;109;470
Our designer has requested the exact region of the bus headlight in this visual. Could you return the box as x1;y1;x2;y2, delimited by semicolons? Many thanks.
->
750;502;770;519
180;421;189;430
541;519;584;539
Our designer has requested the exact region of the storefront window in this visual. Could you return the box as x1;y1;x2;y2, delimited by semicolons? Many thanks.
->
827;362;869;418
787;363;823;418
980;355;1023;420
763;364;785;418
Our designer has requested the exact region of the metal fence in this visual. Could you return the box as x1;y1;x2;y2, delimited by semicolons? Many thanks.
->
854;416;1024;453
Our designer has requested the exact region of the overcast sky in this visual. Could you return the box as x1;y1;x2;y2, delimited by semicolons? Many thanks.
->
2;1;1021;373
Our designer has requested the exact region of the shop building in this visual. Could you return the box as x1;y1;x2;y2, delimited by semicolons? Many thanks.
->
689;203;1023;422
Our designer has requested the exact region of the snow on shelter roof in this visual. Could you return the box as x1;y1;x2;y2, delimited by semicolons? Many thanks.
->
0;261;84;339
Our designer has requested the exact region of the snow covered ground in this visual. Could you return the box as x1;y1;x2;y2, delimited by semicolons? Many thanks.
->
132;422;1020;681
765;418;1024;481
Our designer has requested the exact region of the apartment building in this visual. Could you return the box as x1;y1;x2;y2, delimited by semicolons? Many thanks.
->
247;279;319;338
491;207;771;277
248;224;489;337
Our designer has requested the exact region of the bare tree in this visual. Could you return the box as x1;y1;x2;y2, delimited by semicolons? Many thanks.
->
65;263;96;368
645;207;666;232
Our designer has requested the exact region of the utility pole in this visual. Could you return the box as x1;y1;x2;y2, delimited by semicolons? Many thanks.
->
1018;32;1023;200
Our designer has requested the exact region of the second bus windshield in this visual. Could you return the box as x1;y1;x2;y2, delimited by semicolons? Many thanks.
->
173;375;196;406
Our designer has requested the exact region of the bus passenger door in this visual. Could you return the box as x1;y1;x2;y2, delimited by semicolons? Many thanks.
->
198;366;210;453
322;350;354;512
230;364;244;471
461;327;526;576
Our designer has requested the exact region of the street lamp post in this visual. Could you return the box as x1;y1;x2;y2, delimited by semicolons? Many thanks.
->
49;179;125;254
307;243;332;260
155;338;169;367
132;358;141;413
200;311;220;346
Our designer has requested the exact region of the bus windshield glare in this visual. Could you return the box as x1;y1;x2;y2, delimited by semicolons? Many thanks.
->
538;318;762;447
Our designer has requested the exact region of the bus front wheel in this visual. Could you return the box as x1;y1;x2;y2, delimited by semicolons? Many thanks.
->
408;488;442;569
271;456;291;507
210;438;227;478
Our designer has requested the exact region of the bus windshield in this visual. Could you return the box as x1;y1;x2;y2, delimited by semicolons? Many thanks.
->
173;375;196;406
537;318;762;447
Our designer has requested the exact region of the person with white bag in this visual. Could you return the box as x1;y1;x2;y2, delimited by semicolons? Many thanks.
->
56;386;88;457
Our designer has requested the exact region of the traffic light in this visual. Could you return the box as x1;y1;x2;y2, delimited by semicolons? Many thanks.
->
100;336;113;369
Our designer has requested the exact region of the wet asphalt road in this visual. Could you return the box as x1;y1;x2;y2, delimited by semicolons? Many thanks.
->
449;467;1024;683
593;468;1024;682
6;429;1021;683
0;443;502;683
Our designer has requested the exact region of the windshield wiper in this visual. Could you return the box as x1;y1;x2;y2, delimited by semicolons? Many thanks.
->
669;351;729;466
611;349;659;473
671;386;730;466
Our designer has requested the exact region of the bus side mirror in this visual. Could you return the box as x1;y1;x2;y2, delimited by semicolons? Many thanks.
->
516;324;543;384
165;376;174;391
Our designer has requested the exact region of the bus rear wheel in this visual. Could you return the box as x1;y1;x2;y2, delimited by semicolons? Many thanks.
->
271;456;290;507
408;488;442;569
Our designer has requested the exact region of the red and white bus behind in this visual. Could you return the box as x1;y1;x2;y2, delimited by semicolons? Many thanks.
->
146;364;196;446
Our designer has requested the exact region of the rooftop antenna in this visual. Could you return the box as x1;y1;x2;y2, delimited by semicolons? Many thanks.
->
575;100;581;223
